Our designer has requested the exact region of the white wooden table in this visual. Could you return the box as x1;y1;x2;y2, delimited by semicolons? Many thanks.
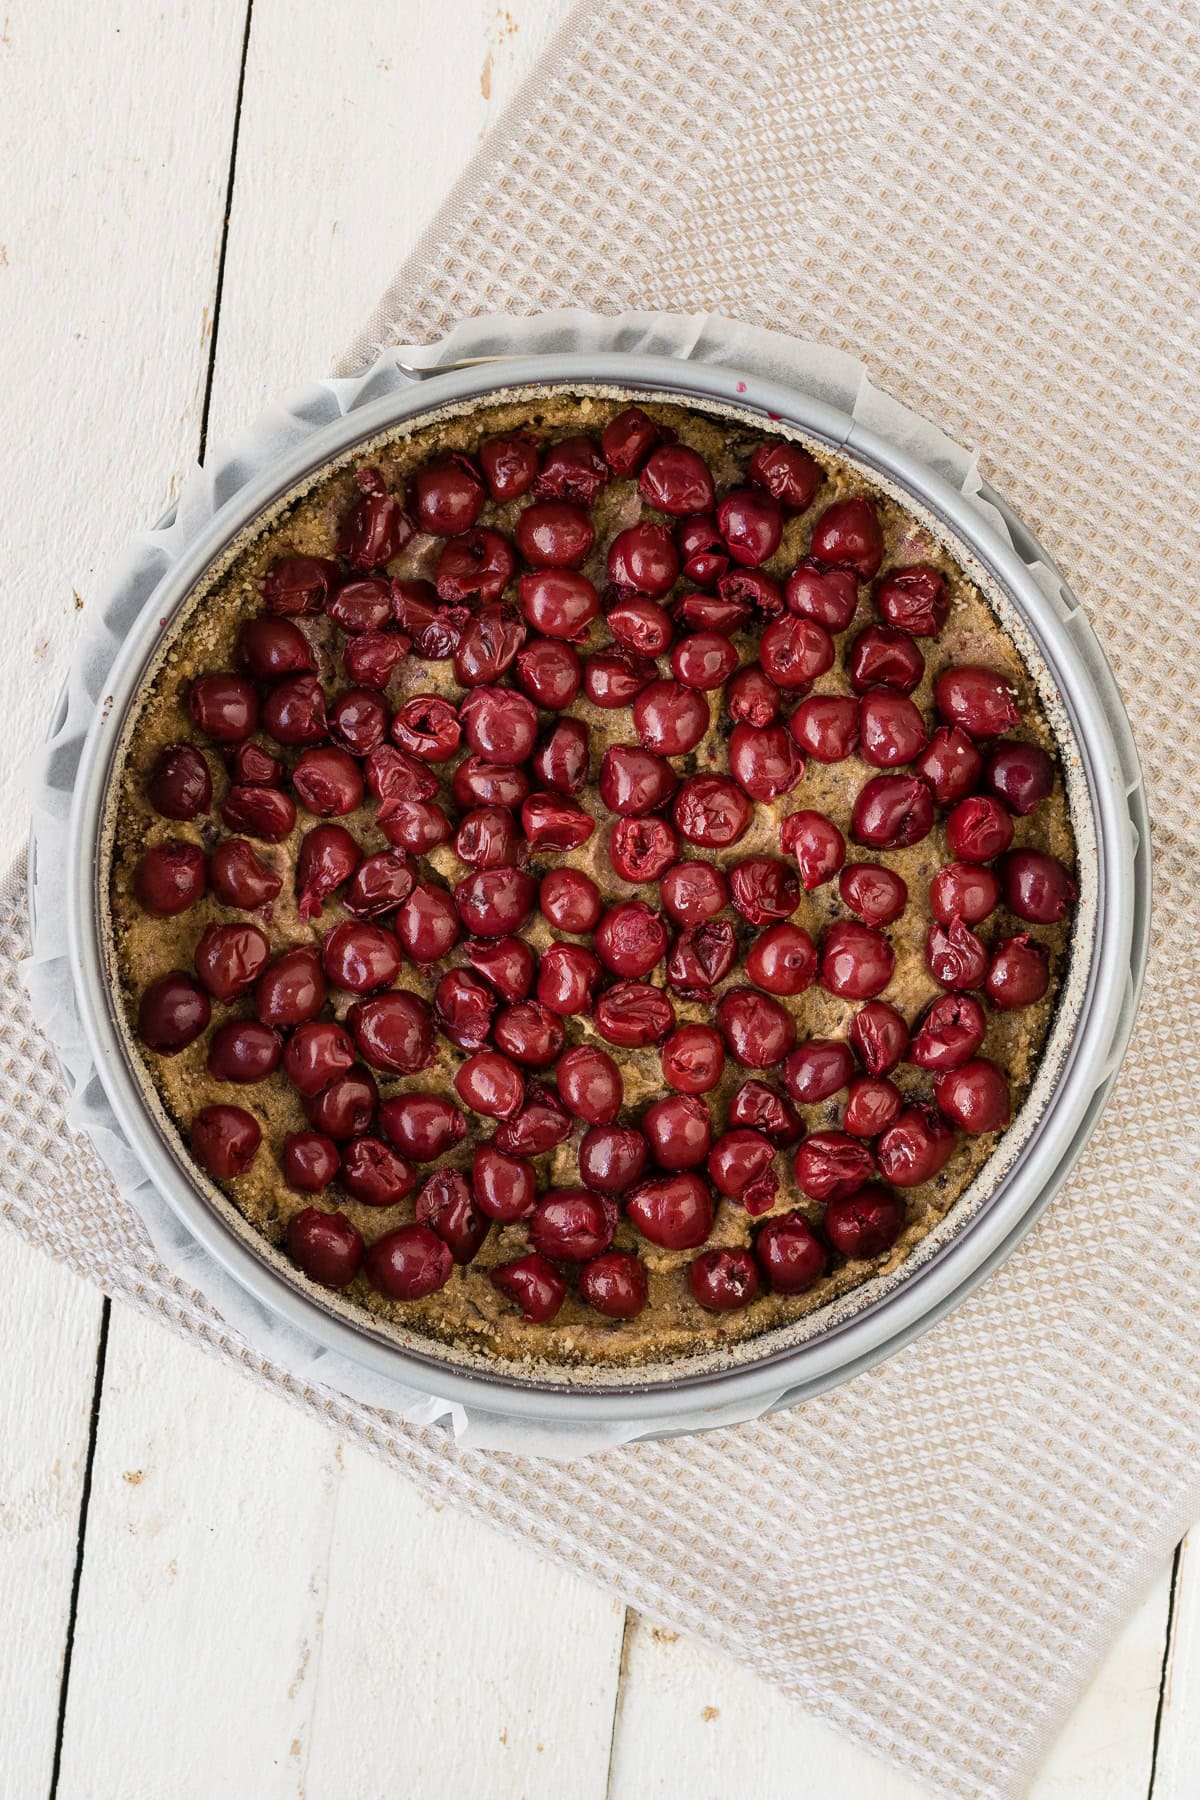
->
1;4;1195;1794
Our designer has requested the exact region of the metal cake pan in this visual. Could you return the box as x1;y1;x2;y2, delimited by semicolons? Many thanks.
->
61;352;1151;1435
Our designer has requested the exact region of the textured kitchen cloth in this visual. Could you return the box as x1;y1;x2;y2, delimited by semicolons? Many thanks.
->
3;0;1199;1795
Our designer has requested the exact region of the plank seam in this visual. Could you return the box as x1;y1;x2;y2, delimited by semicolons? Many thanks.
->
197;0;257;461
603;1608;634;1800
1148;1539;1185;1796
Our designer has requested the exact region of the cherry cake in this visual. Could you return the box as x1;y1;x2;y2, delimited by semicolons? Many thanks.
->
106;391;1077;1376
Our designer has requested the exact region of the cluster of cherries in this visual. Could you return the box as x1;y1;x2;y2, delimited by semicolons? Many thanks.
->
131;404;1076;1330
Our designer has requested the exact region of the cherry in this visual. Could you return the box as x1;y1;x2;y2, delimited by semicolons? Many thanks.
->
583;646;659;708
516;637;582;710
208;839;282;909
456;1051;525;1119
876;1103;955;1186
743;923;815;997
138;972;210;1053
688;1247;761;1311
378;800;451;856
810;495;883;577
393;582;466;658
707;1128;775;1198
322;921;400;993
225;740;285;789
659;860;729;925
530;1189;614;1262
292;747;363;818
666;920;737;996
749;440;823;511
716;987;796;1068
986;934;1050;1009
328;577;395;634
494;1083;573;1155
594;901;668;978
756;1211;829;1293
389;695;460;764
729;1080;803;1144
190;1105;260;1178
367;743;440;811
490;1254;566;1322
785;558;858;631
578;1124;649;1194
608;523;679;596
985;740;1055;815
719;569;784;631
843;1077;903;1138
514;500;594;568
283;1020;356;1098
134;841;206;916
534;436;609;505
207;1019;282;1083
935;1058;1011;1133
347;991;435;1076
522;793;595;853
579;1252;648;1319
337;468;412;567
859;691;927;767
365;1224;453;1300
789;694;860;762
759;615;834;689
632;680;710;756
824;1186;905;1257
517;568;598;639
673;775;752;848
606;596;673;656
729;722;803;801
412;454;485;536
194;922;270;1001
451;759;530;813
639;445;715;516
849;625;925;695
908;993;987;1071
464;934;536;1002
493;999;566;1066
936;665;1023;739
251;945;321;1026
671;631;739;690
341;1136;419;1207
295;823;360;920
329;689;389;756
661;1023;726;1093
480;432;539;500
945;795;1013;863
395;882;462;960
459;686;538;766
874;564;948;636
849;1000;908;1074
728;664;781;728
598;745;679;815
594;982;675;1048
794;1131;875;1200
455;868;536;939
261;554;339;616
532;716;590;795
839;863;907;927
781;810;845;891
557;1044;623;1123
305;1066;378;1139
718;488;783;566
1000;850;1076;923
642;1094;712;1170
455;806;520;871
729;856;800;925
675;514;729;585
148;744;212;819
540;867;601;933
189;673;259;743
926;918;989;990
930;861;1000;925
286;1208;363;1286
783;1038;855;1103
472;1143;537;1223
601;405;660;475
915;726;983;805
260;675;327;748
610;817;678;884
452;600;525;683
282;1135;342;1194
852;774;934;850
433;967;497;1050
341;630;405;690
625;1172;714;1249
415;1168;489;1262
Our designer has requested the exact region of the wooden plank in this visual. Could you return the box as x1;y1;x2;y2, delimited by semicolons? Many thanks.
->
608;1570;1172;1800
0;1241;103;1800
1150;1537;1200;1798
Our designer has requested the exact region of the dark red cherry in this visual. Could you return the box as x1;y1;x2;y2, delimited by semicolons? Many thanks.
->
459;685;538;765
492;999;566;1068
594;982;675;1049
148;743;212;819
666;919;737;997
819;922;895;999
539;867;601;932
322;921;401;993
341;1136;419;1208
489;1254;566;1322
329;688;389;755
452;755;531;810
985;740;1056;815
464;934;536;1002
579;1252;648;1320
671;631;739;690
450;596;525;678
516;637;583;709
824;1186;905;1257
138;972;210;1053
189;673;259;743
395;883;462;961
729;855;800;925
532;941;601;1018
745;923;816;996
851;775;934;849
225;740;285;792
661;1023;726;1094
716;987;796;1068
859;690;927;767
729;1080;803;1145
392;579;465;657
190;1105;260;1178
455;1050;525;1119
728;664;781;728
391;694;462;762
207;1019;282;1084
785;557;858;631
874;564;948;636
608;523;679;597
471;1143;537;1223
582;646;658;708
625;1173;714;1250
337;467;412;568
748;440;823;511
578;1124;649;1195
794;1131;875;1201
454;868;536;938
659;859;729;925
494;1082;572;1155
849;1000;908;1075
414;1168;489;1262
342;632;407;690
729;722;804;802
642;1093;712;1170
639;445;715;516
784;1039;855;1104
261;674;327;747
134;841;206;915
521;792;595;852
366;743;439;812
838;863;908;927
454;805;520;874
377;800;452;857
436;524;519;603
934;1058;1011;1133
282;1136;342;1195
675;514;729;585
945;795;1013;863
556;1044;623;1123
286;1208;363;1286
531;716;589;795
908;993;987;1071
514;500;594;568
348;990;435;1075
479;432;539;501
789;694;860;762
810;495;883;578
842;1077;903;1138
261;555;339;616
292;747;363;818
934;665;1022;738
594;901;668;978
606;595;673;656
432;967;496;1051
673;775;752;848
632;680;710;757
529;1189;614;1262
282;1020;356;1098
518;568;599;639
609;816;678;883
599;744;679;815
208;838;282;909
707;1128;775;1199
305;1067;378;1140
1000;850;1077;923
254;945;326;1027
915;726;983;805
848;625;924;695
327;577;394;634
930;861;1000;926
365;1224;452;1300
986;933;1050;1009
717;488;783;567
755;1211;829;1293
926;918;989;990
412;454;485;536
295;823;360;921
758;615;834;689
534;435;608;505
688;1247;761;1311
601;405;660;475
194;922;270;1001
781;809;845;891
